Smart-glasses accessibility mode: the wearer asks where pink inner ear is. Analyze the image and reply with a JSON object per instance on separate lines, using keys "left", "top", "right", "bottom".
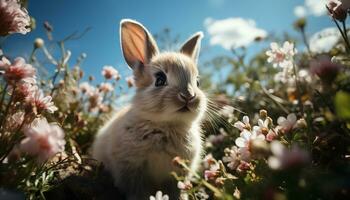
{"left": 122, "top": 24, "right": 148, "bottom": 66}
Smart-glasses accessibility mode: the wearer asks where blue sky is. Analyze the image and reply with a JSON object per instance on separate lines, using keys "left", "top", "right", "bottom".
{"left": 3, "top": 0, "right": 333, "bottom": 83}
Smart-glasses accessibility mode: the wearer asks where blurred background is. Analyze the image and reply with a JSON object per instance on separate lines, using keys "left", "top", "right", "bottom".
{"left": 3, "top": 0, "right": 332, "bottom": 83}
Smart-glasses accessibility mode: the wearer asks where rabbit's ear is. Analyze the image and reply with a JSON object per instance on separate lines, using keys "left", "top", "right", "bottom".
{"left": 120, "top": 19, "right": 159, "bottom": 69}
{"left": 180, "top": 32, "right": 203, "bottom": 64}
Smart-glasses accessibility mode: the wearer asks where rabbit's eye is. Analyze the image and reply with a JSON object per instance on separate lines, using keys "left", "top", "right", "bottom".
{"left": 155, "top": 71, "right": 167, "bottom": 87}
{"left": 197, "top": 78, "right": 200, "bottom": 87}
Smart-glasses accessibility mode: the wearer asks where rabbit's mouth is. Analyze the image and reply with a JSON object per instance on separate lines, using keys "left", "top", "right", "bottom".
{"left": 178, "top": 105, "right": 191, "bottom": 112}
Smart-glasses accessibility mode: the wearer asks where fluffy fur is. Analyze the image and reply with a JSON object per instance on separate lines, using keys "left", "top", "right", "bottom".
{"left": 92, "top": 19, "right": 207, "bottom": 200}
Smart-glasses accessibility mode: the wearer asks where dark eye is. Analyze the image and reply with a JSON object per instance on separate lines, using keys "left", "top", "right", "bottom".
{"left": 197, "top": 78, "right": 200, "bottom": 87}
{"left": 155, "top": 71, "right": 167, "bottom": 87}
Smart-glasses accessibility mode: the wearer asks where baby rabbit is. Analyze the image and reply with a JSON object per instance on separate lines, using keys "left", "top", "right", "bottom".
{"left": 92, "top": 19, "right": 207, "bottom": 200}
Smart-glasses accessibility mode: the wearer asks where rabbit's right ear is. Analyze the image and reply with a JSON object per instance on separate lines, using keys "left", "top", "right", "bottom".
{"left": 120, "top": 19, "right": 159, "bottom": 70}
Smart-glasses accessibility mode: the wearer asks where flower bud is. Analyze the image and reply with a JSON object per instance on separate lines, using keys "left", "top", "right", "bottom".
{"left": 296, "top": 118, "right": 307, "bottom": 129}
{"left": 34, "top": 38, "right": 44, "bottom": 49}
{"left": 259, "top": 109, "right": 268, "bottom": 118}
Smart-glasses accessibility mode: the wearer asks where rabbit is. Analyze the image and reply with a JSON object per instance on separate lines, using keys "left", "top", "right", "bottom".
{"left": 92, "top": 19, "right": 207, "bottom": 200}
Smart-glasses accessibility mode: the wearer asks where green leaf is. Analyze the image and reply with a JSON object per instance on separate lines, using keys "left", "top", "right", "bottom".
{"left": 335, "top": 91, "right": 350, "bottom": 120}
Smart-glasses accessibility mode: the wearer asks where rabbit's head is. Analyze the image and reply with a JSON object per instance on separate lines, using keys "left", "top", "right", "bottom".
{"left": 120, "top": 19, "right": 207, "bottom": 124}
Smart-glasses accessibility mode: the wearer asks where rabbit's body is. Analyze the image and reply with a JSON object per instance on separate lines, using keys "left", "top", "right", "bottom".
{"left": 92, "top": 19, "right": 206, "bottom": 200}
{"left": 93, "top": 105, "right": 203, "bottom": 199}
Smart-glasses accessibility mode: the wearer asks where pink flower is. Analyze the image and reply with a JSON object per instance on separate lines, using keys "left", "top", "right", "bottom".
{"left": 0, "top": 0, "right": 31, "bottom": 36}
{"left": 149, "top": 191, "right": 169, "bottom": 200}
{"left": 25, "top": 89, "right": 58, "bottom": 114}
{"left": 19, "top": 118, "right": 65, "bottom": 163}
{"left": 0, "top": 57, "right": 36, "bottom": 83}
{"left": 13, "top": 78, "right": 37, "bottom": 101}
{"left": 277, "top": 113, "right": 297, "bottom": 133}
{"left": 327, "top": 0, "right": 349, "bottom": 21}
{"left": 101, "top": 66, "right": 119, "bottom": 80}
{"left": 310, "top": 55, "right": 341, "bottom": 84}
{"left": 99, "top": 82, "right": 113, "bottom": 93}
{"left": 234, "top": 116, "right": 251, "bottom": 131}
{"left": 255, "top": 118, "right": 270, "bottom": 135}
{"left": 268, "top": 141, "right": 309, "bottom": 170}
{"left": 266, "top": 41, "right": 297, "bottom": 68}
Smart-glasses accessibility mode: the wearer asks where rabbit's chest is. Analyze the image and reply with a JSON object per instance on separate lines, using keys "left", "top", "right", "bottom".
{"left": 129, "top": 122, "right": 195, "bottom": 175}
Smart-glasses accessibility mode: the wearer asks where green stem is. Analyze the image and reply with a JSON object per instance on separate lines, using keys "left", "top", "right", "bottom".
{"left": 293, "top": 63, "right": 304, "bottom": 116}
{"left": 0, "top": 83, "right": 8, "bottom": 111}
{"left": 300, "top": 27, "right": 312, "bottom": 56}
{"left": 0, "top": 85, "right": 16, "bottom": 130}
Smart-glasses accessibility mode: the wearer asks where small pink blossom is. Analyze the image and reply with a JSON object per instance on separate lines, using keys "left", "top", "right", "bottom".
{"left": 0, "top": 0, "right": 31, "bottom": 36}
{"left": 149, "top": 191, "right": 169, "bottom": 200}
{"left": 266, "top": 41, "right": 297, "bottom": 68}
{"left": 266, "top": 129, "right": 279, "bottom": 142}
{"left": 99, "top": 82, "right": 113, "bottom": 93}
{"left": 19, "top": 118, "right": 65, "bottom": 163}
{"left": 26, "top": 89, "right": 58, "bottom": 114}
{"left": 0, "top": 57, "right": 36, "bottom": 83}
{"left": 277, "top": 113, "right": 297, "bottom": 133}
{"left": 101, "top": 65, "right": 119, "bottom": 80}
{"left": 234, "top": 115, "right": 251, "bottom": 131}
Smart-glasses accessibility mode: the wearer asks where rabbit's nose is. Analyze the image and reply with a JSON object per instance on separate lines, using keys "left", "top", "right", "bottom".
{"left": 178, "top": 92, "right": 196, "bottom": 103}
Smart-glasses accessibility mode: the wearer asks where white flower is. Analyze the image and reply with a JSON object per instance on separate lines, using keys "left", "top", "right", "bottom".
{"left": 149, "top": 191, "right": 169, "bottom": 200}
{"left": 79, "top": 82, "right": 94, "bottom": 94}
{"left": 235, "top": 129, "right": 265, "bottom": 161}
{"left": 222, "top": 146, "right": 240, "bottom": 170}
{"left": 277, "top": 113, "right": 297, "bottom": 133}
{"left": 99, "top": 82, "right": 113, "bottom": 93}
{"left": 195, "top": 188, "right": 209, "bottom": 200}
{"left": 266, "top": 41, "right": 297, "bottom": 68}
{"left": 177, "top": 180, "right": 192, "bottom": 190}
{"left": 256, "top": 118, "right": 270, "bottom": 135}
{"left": 101, "top": 65, "right": 119, "bottom": 80}
{"left": 19, "top": 118, "right": 65, "bottom": 163}
{"left": 26, "top": 89, "right": 58, "bottom": 114}
{"left": 233, "top": 115, "right": 251, "bottom": 131}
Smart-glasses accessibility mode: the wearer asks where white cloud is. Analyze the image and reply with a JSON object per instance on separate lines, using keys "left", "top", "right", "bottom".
{"left": 294, "top": 0, "right": 327, "bottom": 18}
{"left": 294, "top": 6, "right": 307, "bottom": 18}
{"left": 204, "top": 17, "right": 267, "bottom": 50}
{"left": 309, "top": 27, "right": 341, "bottom": 53}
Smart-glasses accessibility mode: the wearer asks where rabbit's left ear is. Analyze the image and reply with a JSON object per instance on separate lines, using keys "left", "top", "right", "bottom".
{"left": 180, "top": 32, "right": 203, "bottom": 64}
